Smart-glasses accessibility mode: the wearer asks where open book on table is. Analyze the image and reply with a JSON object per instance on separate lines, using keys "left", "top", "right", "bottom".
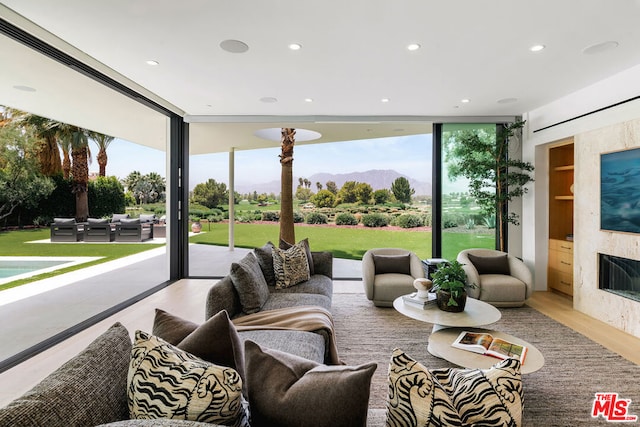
{"left": 451, "top": 331, "right": 528, "bottom": 363}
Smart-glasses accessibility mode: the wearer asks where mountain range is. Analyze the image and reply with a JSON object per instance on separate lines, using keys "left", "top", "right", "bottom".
{"left": 235, "top": 169, "right": 431, "bottom": 196}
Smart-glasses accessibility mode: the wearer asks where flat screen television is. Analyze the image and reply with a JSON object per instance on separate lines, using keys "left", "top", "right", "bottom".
{"left": 601, "top": 147, "right": 640, "bottom": 234}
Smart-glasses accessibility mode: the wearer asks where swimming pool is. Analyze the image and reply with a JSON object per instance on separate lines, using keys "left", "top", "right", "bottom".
{"left": 0, "top": 257, "right": 99, "bottom": 285}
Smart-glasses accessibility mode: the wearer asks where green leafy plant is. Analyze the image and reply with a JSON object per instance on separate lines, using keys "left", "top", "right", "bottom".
{"left": 361, "top": 212, "right": 389, "bottom": 227}
{"left": 431, "top": 260, "right": 474, "bottom": 306}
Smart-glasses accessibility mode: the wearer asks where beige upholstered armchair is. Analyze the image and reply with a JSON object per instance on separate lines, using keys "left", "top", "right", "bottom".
{"left": 362, "top": 248, "right": 425, "bottom": 307}
{"left": 457, "top": 248, "right": 533, "bottom": 307}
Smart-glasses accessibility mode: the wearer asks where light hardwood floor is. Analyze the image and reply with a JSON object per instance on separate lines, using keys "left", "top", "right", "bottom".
{"left": 0, "top": 282, "right": 638, "bottom": 407}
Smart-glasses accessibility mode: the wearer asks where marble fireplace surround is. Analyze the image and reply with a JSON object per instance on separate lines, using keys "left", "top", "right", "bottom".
{"left": 574, "top": 117, "right": 640, "bottom": 338}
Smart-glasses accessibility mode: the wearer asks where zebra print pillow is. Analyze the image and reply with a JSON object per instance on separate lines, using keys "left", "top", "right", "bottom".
{"left": 127, "top": 330, "right": 248, "bottom": 427}
{"left": 272, "top": 241, "right": 310, "bottom": 289}
{"left": 386, "top": 348, "right": 523, "bottom": 427}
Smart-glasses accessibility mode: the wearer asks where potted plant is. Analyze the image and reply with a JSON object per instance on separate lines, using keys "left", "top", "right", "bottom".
{"left": 431, "top": 260, "right": 474, "bottom": 312}
{"left": 191, "top": 217, "right": 202, "bottom": 233}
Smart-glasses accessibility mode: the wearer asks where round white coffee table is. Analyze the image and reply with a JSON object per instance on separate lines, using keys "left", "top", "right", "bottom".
{"left": 428, "top": 327, "right": 545, "bottom": 374}
{"left": 392, "top": 296, "right": 502, "bottom": 330}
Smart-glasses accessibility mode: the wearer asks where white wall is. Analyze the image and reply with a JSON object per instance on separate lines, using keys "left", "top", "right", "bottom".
{"left": 520, "top": 64, "right": 640, "bottom": 338}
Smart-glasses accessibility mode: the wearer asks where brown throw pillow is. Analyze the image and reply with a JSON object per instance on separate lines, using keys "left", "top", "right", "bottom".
{"left": 254, "top": 241, "right": 276, "bottom": 286}
{"left": 245, "top": 341, "right": 377, "bottom": 427}
{"left": 467, "top": 253, "right": 510, "bottom": 275}
{"left": 152, "top": 309, "right": 245, "bottom": 384}
{"left": 279, "top": 237, "right": 315, "bottom": 275}
{"left": 373, "top": 253, "right": 411, "bottom": 275}
{"left": 230, "top": 252, "right": 270, "bottom": 314}
{"left": 272, "top": 242, "right": 311, "bottom": 289}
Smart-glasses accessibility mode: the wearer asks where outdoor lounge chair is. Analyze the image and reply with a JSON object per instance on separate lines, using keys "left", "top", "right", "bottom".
{"left": 114, "top": 218, "right": 154, "bottom": 242}
{"left": 50, "top": 218, "right": 84, "bottom": 242}
{"left": 84, "top": 218, "right": 115, "bottom": 242}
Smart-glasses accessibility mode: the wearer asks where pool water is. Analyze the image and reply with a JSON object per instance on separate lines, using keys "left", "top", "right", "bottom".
{"left": 0, "top": 260, "right": 71, "bottom": 278}
{"left": 0, "top": 257, "right": 99, "bottom": 286}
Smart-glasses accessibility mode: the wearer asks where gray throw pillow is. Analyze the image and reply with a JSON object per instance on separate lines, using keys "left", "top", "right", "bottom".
{"left": 119, "top": 218, "right": 140, "bottom": 225}
{"left": 245, "top": 341, "right": 377, "bottom": 427}
{"left": 0, "top": 323, "right": 131, "bottom": 427}
{"left": 88, "top": 218, "right": 109, "bottom": 224}
{"left": 467, "top": 253, "right": 510, "bottom": 275}
{"left": 373, "top": 253, "right": 411, "bottom": 275}
{"left": 53, "top": 217, "right": 75, "bottom": 225}
{"left": 254, "top": 241, "right": 276, "bottom": 286}
{"left": 230, "top": 252, "right": 270, "bottom": 314}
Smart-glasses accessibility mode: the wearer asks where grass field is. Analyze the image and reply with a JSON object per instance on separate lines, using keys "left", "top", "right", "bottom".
{"left": 0, "top": 222, "right": 494, "bottom": 290}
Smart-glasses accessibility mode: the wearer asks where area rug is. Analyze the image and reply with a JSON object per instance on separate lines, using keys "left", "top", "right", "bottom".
{"left": 331, "top": 293, "right": 640, "bottom": 426}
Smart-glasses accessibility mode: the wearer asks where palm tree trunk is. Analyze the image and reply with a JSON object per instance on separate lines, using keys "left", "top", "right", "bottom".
{"left": 279, "top": 128, "right": 296, "bottom": 244}
{"left": 62, "top": 148, "right": 71, "bottom": 179}
{"left": 71, "top": 145, "right": 90, "bottom": 221}
{"left": 97, "top": 148, "right": 107, "bottom": 176}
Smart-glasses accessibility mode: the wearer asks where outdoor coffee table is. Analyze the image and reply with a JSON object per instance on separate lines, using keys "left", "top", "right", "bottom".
{"left": 393, "top": 296, "right": 544, "bottom": 373}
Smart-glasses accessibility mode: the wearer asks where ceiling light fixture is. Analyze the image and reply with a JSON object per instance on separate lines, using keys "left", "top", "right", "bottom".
{"left": 145, "top": 60, "right": 159, "bottom": 66}
{"left": 381, "top": 98, "right": 390, "bottom": 103}
{"left": 304, "top": 98, "right": 313, "bottom": 103}
{"left": 529, "top": 44, "right": 545, "bottom": 52}
{"left": 288, "top": 43, "right": 302, "bottom": 50}
{"left": 497, "top": 97, "right": 518, "bottom": 104}
{"left": 220, "top": 39, "right": 249, "bottom": 53}
{"left": 407, "top": 43, "right": 421, "bottom": 51}
{"left": 259, "top": 97, "right": 278, "bottom": 103}
{"left": 582, "top": 40, "right": 619, "bottom": 55}
{"left": 461, "top": 99, "right": 470, "bottom": 103}
{"left": 13, "top": 85, "right": 36, "bottom": 92}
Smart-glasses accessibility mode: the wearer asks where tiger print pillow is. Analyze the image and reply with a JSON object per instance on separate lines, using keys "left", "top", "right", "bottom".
{"left": 272, "top": 241, "right": 310, "bottom": 289}
{"left": 386, "top": 348, "right": 523, "bottom": 427}
{"left": 127, "top": 330, "right": 249, "bottom": 427}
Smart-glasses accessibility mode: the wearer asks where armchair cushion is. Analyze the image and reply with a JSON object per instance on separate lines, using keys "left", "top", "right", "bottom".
{"left": 467, "top": 253, "right": 510, "bottom": 275}
{"left": 245, "top": 341, "right": 376, "bottom": 427}
{"left": 386, "top": 348, "right": 522, "bottom": 427}
{"left": 230, "top": 252, "right": 270, "bottom": 314}
{"left": 373, "top": 254, "right": 411, "bottom": 275}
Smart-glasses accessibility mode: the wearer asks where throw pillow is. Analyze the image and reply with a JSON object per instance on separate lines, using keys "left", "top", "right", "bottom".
{"left": 253, "top": 241, "right": 277, "bottom": 286}
{"left": 127, "top": 330, "right": 248, "bottom": 427}
{"left": 386, "top": 348, "right": 523, "bottom": 427}
{"left": 279, "top": 237, "right": 315, "bottom": 275}
{"left": 87, "top": 217, "right": 109, "bottom": 224}
{"left": 467, "top": 253, "right": 511, "bottom": 275}
{"left": 119, "top": 218, "right": 140, "bottom": 225}
{"left": 244, "top": 340, "right": 377, "bottom": 427}
{"left": 53, "top": 217, "right": 75, "bottom": 225}
{"left": 229, "top": 252, "right": 270, "bottom": 314}
{"left": 152, "top": 309, "right": 245, "bottom": 385}
{"left": 373, "top": 253, "right": 411, "bottom": 275}
{"left": 272, "top": 241, "right": 311, "bottom": 289}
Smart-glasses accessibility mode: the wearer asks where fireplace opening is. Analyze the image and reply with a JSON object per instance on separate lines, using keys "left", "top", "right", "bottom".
{"left": 599, "top": 253, "right": 640, "bottom": 303}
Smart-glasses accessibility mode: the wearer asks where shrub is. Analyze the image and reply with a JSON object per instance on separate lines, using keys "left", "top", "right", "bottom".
{"left": 335, "top": 212, "right": 359, "bottom": 225}
{"left": 305, "top": 212, "right": 328, "bottom": 224}
{"left": 394, "top": 213, "right": 423, "bottom": 228}
{"left": 443, "top": 219, "right": 458, "bottom": 229}
{"left": 293, "top": 211, "right": 305, "bottom": 223}
{"left": 261, "top": 211, "right": 280, "bottom": 222}
{"left": 362, "top": 213, "right": 389, "bottom": 227}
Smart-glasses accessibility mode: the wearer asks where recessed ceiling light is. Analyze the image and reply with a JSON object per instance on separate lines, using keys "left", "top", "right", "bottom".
{"left": 497, "top": 97, "right": 518, "bottom": 104}
{"left": 407, "top": 43, "right": 421, "bottom": 51}
{"left": 145, "top": 60, "right": 159, "bottom": 66}
{"left": 529, "top": 44, "right": 545, "bottom": 52}
{"left": 220, "top": 39, "right": 249, "bottom": 53}
{"left": 260, "top": 97, "right": 278, "bottom": 103}
{"left": 582, "top": 40, "right": 619, "bottom": 55}
{"left": 13, "top": 85, "right": 36, "bottom": 92}
{"left": 289, "top": 43, "right": 302, "bottom": 51}
{"left": 461, "top": 99, "right": 470, "bottom": 103}
{"left": 381, "top": 98, "right": 390, "bottom": 103}
{"left": 304, "top": 98, "right": 313, "bottom": 103}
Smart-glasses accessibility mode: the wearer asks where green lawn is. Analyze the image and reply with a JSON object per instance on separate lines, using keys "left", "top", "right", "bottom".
{"left": 0, "top": 223, "right": 494, "bottom": 291}
{"left": 0, "top": 229, "right": 163, "bottom": 291}
{"left": 190, "top": 223, "right": 494, "bottom": 261}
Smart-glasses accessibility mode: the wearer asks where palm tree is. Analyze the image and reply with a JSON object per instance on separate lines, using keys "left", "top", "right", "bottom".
{"left": 90, "top": 132, "right": 114, "bottom": 176}
{"left": 57, "top": 124, "right": 91, "bottom": 221}
{"left": 58, "top": 137, "right": 72, "bottom": 179}
{"left": 11, "top": 110, "right": 63, "bottom": 176}
{"left": 279, "top": 128, "right": 296, "bottom": 244}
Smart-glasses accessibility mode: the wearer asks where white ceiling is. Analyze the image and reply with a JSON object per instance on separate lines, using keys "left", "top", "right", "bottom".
{"left": 2, "top": 0, "right": 640, "bottom": 154}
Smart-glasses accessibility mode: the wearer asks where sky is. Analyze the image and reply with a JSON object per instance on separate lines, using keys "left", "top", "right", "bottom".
{"left": 101, "top": 133, "right": 444, "bottom": 191}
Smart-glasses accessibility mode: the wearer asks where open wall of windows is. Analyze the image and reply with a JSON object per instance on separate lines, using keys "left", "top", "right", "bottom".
{"left": 439, "top": 124, "right": 497, "bottom": 260}
{"left": 187, "top": 133, "right": 433, "bottom": 278}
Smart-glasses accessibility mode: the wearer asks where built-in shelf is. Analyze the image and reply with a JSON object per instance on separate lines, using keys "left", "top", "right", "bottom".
{"left": 554, "top": 165, "right": 574, "bottom": 172}
{"left": 555, "top": 195, "right": 574, "bottom": 200}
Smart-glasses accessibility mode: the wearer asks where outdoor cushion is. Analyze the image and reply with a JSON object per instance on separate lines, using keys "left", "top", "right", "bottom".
{"left": 110, "top": 214, "right": 130, "bottom": 222}
{"left": 119, "top": 218, "right": 140, "bottom": 225}
{"left": 127, "top": 331, "right": 248, "bottom": 427}
{"left": 138, "top": 214, "right": 156, "bottom": 223}
{"left": 88, "top": 218, "right": 109, "bottom": 224}
{"left": 230, "top": 252, "right": 270, "bottom": 314}
{"left": 244, "top": 340, "right": 376, "bottom": 427}
{"left": 53, "top": 217, "right": 76, "bottom": 225}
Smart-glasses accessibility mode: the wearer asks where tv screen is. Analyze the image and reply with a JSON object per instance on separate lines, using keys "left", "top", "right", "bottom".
{"left": 601, "top": 147, "right": 640, "bottom": 233}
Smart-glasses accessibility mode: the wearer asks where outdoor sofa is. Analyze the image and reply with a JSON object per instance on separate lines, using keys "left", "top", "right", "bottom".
{"left": 49, "top": 218, "right": 84, "bottom": 242}
{"left": 84, "top": 218, "right": 115, "bottom": 242}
